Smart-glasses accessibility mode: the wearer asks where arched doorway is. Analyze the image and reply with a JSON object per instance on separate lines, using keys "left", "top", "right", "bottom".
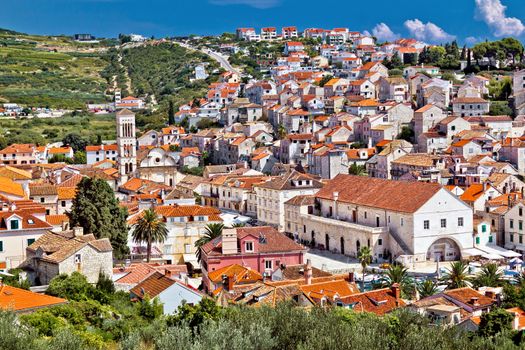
{"left": 325, "top": 234, "right": 330, "bottom": 251}
{"left": 427, "top": 238, "right": 461, "bottom": 262}
{"left": 340, "top": 237, "right": 345, "bottom": 255}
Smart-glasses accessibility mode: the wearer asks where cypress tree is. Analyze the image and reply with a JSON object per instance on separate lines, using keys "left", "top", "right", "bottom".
{"left": 68, "top": 177, "right": 129, "bottom": 259}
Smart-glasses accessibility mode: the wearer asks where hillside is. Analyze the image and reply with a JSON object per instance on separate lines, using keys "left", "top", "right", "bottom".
{"left": 0, "top": 31, "right": 112, "bottom": 109}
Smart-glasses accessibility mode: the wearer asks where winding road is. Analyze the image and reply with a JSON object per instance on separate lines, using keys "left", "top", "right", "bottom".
{"left": 176, "top": 41, "right": 242, "bottom": 76}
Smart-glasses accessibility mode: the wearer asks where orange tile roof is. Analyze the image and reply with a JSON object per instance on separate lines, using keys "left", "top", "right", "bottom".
{"left": 0, "top": 144, "right": 35, "bottom": 155}
{"left": 0, "top": 166, "right": 31, "bottom": 180}
{"left": 0, "top": 285, "right": 67, "bottom": 312}
{"left": 460, "top": 184, "right": 489, "bottom": 203}
{"left": 208, "top": 264, "right": 263, "bottom": 284}
{"left": 300, "top": 279, "right": 359, "bottom": 299}
{"left": 57, "top": 187, "right": 76, "bottom": 200}
{"left": 45, "top": 214, "right": 69, "bottom": 226}
{"left": 48, "top": 147, "right": 72, "bottom": 155}
{"left": 0, "top": 177, "right": 25, "bottom": 198}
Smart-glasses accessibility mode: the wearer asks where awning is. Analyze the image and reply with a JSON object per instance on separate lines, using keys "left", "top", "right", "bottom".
{"left": 183, "top": 254, "right": 200, "bottom": 269}
{"left": 479, "top": 245, "right": 521, "bottom": 258}
{"left": 462, "top": 248, "right": 503, "bottom": 260}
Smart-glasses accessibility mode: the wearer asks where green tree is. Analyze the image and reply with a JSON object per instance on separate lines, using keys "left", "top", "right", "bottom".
{"left": 68, "top": 177, "right": 129, "bottom": 258}
{"left": 168, "top": 298, "right": 222, "bottom": 330}
{"left": 472, "top": 262, "right": 505, "bottom": 288}
{"left": 478, "top": 308, "right": 514, "bottom": 338}
{"left": 2, "top": 268, "right": 30, "bottom": 289}
{"left": 73, "top": 151, "right": 87, "bottom": 164}
{"left": 131, "top": 209, "right": 169, "bottom": 263}
{"left": 62, "top": 133, "right": 88, "bottom": 153}
{"left": 348, "top": 164, "right": 367, "bottom": 176}
{"left": 168, "top": 100, "right": 175, "bottom": 125}
{"left": 195, "top": 223, "right": 224, "bottom": 263}
{"left": 357, "top": 246, "right": 372, "bottom": 290}
{"left": 47, "top": 272, "right": 93, "bottom": 301}
{"left": 442, "top": 260, "right": 471, "bottom": 289}
{"left": 417, "top": 279, "right": 439, "bottom": 298}
{"left": 397, "top": 126, "right": 414, "bottom": 142}
{"left": 380, "top": 263, "right": 411, "bottom": 290}
{"left": 318, "top": 75, "right": 334, "bottom": 87}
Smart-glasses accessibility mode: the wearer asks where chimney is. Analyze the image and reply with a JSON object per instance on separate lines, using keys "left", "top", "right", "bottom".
{"left": 470, "top": 297, "right": 480, "bottom": 307}
{"left": 228, "top": 274, "right": 236, "bottom": 290}
{"left": 164, "top": 269, "right": 172, "bottom": 278}
{"left": 513, "top": 312, "right": 520, "bottom": 330}
{"left": 305, "top": 259, "right": 312, "bottom": 285}
{"left": 221, "top": 229, "right": 238, "bottom": 255}
{"left": 348, "top": 271, "right": 355, "bottom": 283}
{"left": 73, "top": 226, "right": 84, "bottom": 237}
{"left": 391, "top": 283, "right": 401, "bottom": 305}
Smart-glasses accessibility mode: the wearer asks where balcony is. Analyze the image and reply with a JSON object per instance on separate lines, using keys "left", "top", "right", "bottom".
{"left": 302, "top": 213, "right": 388, "bottom": 235}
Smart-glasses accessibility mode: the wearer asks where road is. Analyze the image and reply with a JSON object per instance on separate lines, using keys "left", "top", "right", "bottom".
{"left": 176, "top": 41, "right": 242, "bottom": 76}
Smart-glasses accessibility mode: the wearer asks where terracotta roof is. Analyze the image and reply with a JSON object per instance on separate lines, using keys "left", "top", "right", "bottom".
{"left": 452, "top": 97, "right": 488, "bottom": 104}
{"left": 202, "top": 227, "right": 305, "bottom": 257}
{"left": 0, "top": 177, "right": 25, "bottom": 198}
{"left": 0, "top": 166, "right": 31, "bottom": 180}
{"left": 0, "top": 285, "right": 67, "bottom": 312}
{"left": 0, "top": 144, "right": 35, "bottom": 155}
{"left": 27, "top": 230, "right": 112, "bottom": 263}
{"left": 300, "top": 279, "right": 360, "bottom": 299}
{"left": 460, "top": 184, "right": 490, "bottom": 203}
{"left": 444, "top": 287, "right": 494, "bottom": 309}
{"left": 284, "top": 194, "right": 315, "bottom": 206}
{"left": 315, "top": 174, "right": 441, "bottom": 213}
{"left": 57, "top": 187, "right": 76, "bottom": 200}
{"left": 130, "top": 271, "right": 175, "bottom": 299}
{"left": 45, "top": 214, "right": 69, "bottom": 226}
{"left": 337, "top": 287, "right": 405, "bottom": 315}
{"left": 29, "top": 184, "right": 57, "bottom": 196}
{"left": 255, "top": 170, "right": 323, "bottom": 191}
{"left": 0, "top": 210, "right": 51, "bottom": 231}
{"left": 208, "top": 264, "right": 263, "bottom": 284}
{"left": 415, "top": 104, "right": 438, "bottom": 113}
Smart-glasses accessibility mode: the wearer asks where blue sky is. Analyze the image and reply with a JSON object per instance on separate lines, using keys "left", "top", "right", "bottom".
{"left": 1, "top": 0, "right": 525, "bottom": 44}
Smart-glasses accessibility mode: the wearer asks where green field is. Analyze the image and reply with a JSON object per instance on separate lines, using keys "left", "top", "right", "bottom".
{"left": 0, "top": 113, "right": 116, "bottom": 146}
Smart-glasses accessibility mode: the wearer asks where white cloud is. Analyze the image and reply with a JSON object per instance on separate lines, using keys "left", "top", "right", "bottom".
{"left": 465, "top": 36, "right": 480, "bottom": 45}
{"left": 475, "top": 0, "right": 525, "bottom": 37}
{"left": 371, "top": 23, "right": 400, "bottom": 42}
{"left": 404, "top": 19, "right": 456, "bottom": 43}
{"left": 209, "top": 0, "right": 280, "bottom": 9}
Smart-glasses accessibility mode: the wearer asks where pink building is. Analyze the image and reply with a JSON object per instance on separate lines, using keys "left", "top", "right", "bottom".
{"left": 200, "top": 226, "right": 306, "bottom": 292}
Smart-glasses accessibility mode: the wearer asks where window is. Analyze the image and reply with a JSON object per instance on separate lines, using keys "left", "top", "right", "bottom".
{"left": 401, "top": 218, "right": 404, "bottom": 226}
{"left": 364, "top": 212, "right": 367, "bottom": 219}
{"left": 265, "top": 260, "right": 273, "bottom": 270}
{"left": 61, "top": 201, "right": 66, "bottom": 207}
{"left": 511, "top": 219, "right": 515, "bottom": 229}
{"left": 458, "top": 217, "right": 464, "bottom": 227}
{"left": 74, "top": 254, "right": 81, "bottom": 263}
{"left": 424, "top": 220, "right": 430, "bottom": 229}
{"left": 520, "top": 220, "right": 523, "bottom": 231}
{"left": 481, "top": 225, "right": 487, "bottom": 233}
{"left": 488, "top": 235, "right": 493, "bottom": 243}
{"left": 10, "top": 220, "right": 19, "bottom": 230}
{"left": 511, "top": 233, "right": 514, "bottom": 242}
{"left": 441, "top": 219, "right": 447, "bottom": 228}
{"left": 520, "top": 235, "right": 523, "bottom": 244}
{"left": 521, "top": 207, "right": 523, "bottom": 216}
{"left": 0, "top": 241, "right": 3, "bottom": 252}
{"left": 184, "top": 244, "right": 192, "bottom": 253}
{"left": 475, "top": 237, "right": 480, "bottom": 244}
{"left": 27, "top": 238, "right": 35, "bottom": 246}
{"left": 40, "top": 197, "right": 45, "bottom": 203}
{"left": 378, "top": 238, "right": 382, "bottom": 246}
{"left": 245, "top": 242, "right": 254, "bottom": 252}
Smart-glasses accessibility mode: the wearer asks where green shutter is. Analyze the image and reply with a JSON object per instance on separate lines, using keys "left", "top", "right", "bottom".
{"left": 475, "top": 237, "right": 480, "bottom": 244}
{"left": 488, "top": 236, "right": 493, "bottom": 243}
{"left": 0, "top": 241, "right": 3, "bottom": 252}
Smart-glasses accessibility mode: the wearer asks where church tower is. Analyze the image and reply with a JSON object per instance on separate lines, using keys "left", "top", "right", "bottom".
{"left": 116, "top": 108, "right": 136, "bottom": 183}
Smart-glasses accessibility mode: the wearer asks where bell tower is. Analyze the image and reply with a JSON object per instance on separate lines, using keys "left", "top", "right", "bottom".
{"left": 116, "top": 108, "right": 136, "bottom": 183}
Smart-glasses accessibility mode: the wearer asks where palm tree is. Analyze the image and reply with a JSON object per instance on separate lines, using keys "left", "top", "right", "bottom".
{"left": 417, "top": 279, "right": 439, "bottom": 298}
{"left": 442, "top": 261, "right": 471, "bottom": 289}
{"left": 349, "top": 164, "right": 367, "bottom": 176}
{"left": 380, "top": 263, "right": 411, "bottom": 288}
{"left": 195, "top": 223, "right": 225, "bottom": 263}
{"left": 472, "top": 262, "right": 505, "bottom": 288}
{"left": 357, "top": 246, "right": 372, "bottom": 290}
{"left": 131, "top": 209, "right": 168, "bottom": 263}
